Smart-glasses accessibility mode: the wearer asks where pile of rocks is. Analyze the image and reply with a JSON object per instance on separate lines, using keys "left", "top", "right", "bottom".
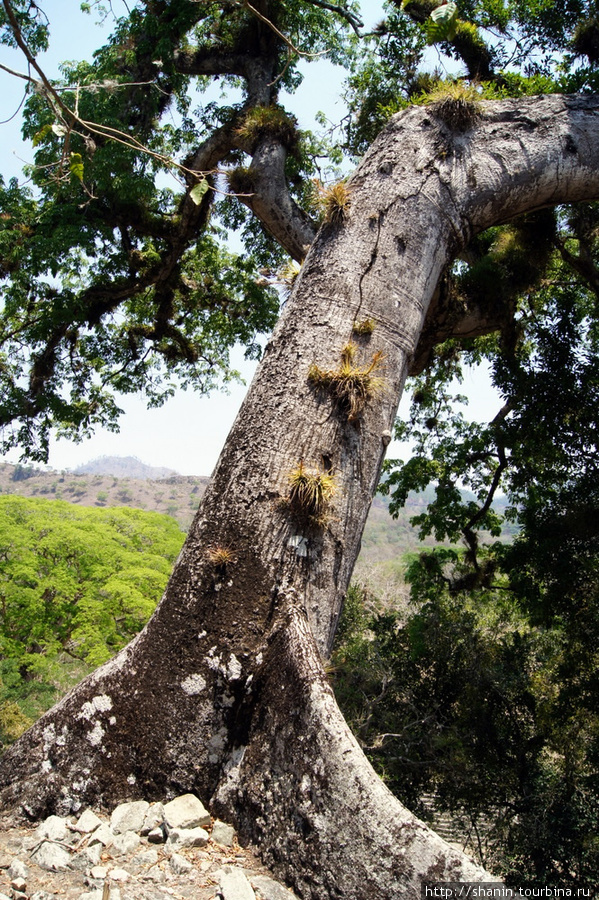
{"left": 0, "top": 794, "right": 297, "bottom": 900}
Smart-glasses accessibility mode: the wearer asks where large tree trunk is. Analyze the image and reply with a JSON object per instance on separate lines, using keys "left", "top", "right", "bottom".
{"left": 2, "top": 95, "right": 599, "bottom": 898}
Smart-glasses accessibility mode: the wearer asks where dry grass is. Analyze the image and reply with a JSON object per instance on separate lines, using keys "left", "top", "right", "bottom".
{"left": 308, "top": 343, "right": 387, "bottom": 421}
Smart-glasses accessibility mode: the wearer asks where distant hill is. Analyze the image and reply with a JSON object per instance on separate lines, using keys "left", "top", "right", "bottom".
{"left": 74, "top": 456, "right": 178, "bottom": 480}
{"left": 0, "top": 462, "right": 209, "bottom": 532}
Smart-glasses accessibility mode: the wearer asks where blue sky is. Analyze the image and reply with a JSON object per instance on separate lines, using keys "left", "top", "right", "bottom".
{"left": 0, "top": 1, "right": 498, "bottom": 475}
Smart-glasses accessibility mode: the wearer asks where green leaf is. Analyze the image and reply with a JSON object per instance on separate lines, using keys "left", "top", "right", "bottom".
{"left": 189, "top": 179, "right": 209, "bottom": 205}
{"left": 32, "top": 124, "right": 52, "bottom": 147}
{"left": 69, "top": 153, "right": 84, "bottom": 182}
{"left": 426, "top": 2, "right": 459, "bottom": 45}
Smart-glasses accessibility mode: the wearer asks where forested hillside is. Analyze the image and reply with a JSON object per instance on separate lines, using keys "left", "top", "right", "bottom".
{"left": 0, "top": 497, "right": 184, "bottom": 742}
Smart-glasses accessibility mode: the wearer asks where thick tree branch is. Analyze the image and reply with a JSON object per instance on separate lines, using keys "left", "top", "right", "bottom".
{"left": 173, "top": 49, "right": 250, "bottom": 78}
{"left": 232, "top": 137, "right": 318, "bottom": 260}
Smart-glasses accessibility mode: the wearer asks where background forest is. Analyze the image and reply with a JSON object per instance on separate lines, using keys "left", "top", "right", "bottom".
{"left": 1, "top": 0, "right": 599, "bottom": 892}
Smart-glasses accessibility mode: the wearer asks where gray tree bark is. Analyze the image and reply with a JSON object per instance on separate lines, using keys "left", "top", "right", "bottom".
{"left": 2, "top": 94, "right": 599, "bottom": 899}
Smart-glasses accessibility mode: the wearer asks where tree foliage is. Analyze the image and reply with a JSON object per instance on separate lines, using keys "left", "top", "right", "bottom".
{"left": 333, "top": 580, "right": 599, "bottom": 888}
{"left": 0, "top": 0, "right": 361, "bottom": 459}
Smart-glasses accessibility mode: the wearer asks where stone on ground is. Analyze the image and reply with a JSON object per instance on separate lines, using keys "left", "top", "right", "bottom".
{"left": 163, "top": 793, "right": 211, "bottom": 830}
{"left": 218, "top": 866, "right": 256, "bottom": 900}
{"left": 110, "top": 800, "right": 149, "bottom": 835}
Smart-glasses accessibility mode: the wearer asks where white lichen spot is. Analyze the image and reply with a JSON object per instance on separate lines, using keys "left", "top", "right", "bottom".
{"left": 255, "top": 652, "right": 263, "bottom": 666}
{"left": 87, "top": 721, "right": 105, "bottom": 747}
{"left": 42, "top": 724, "right": 56, "bottom": 745}
{"left": 41, "top": 760, "right": 52, "bottom": 774}
{"left": 127, "top": 774, "right": 137, "bottom": 785}
{"left": 56, "top": 726, "right": 68, "bottom": 747}
{"left": 181, "top": 673, "right": 207, "bottom": 695}
{"left": 109, "top": 716, "right": 116, "bottom": 725}
{"left": 212, "top": 745, "right": 247, "bottom": 807}
{"left": 288, "top": 534, "right": 308, "bottom": 558}
{"left": 300, "top": 773, "right": 312, "bottom": 796}
{"left": 207, "top": 727, "right": 228, "bottom": 761}
{"left": 197, "top": 630, "right": 207, "bottom": 640}
{"left": 72, "top": 778, "right": 91, "bottom": 793}
{"left": 77, "top": 694, "right": 113, "bottom": 721}
{"left": 205, "top": 652, "right": 222, "bottom": 672}
{"left": 227, "top": 654, "right": 243, "bottom": 682}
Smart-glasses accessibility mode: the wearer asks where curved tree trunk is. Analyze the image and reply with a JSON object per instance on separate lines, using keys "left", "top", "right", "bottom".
{"left": 2, "top": 95, "right": 599, "bottom": 898}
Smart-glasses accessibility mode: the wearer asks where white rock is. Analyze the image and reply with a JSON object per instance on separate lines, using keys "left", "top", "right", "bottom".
{"left": 35, "top": 815, "right": 68, "bottom": 842}
{"left": 108, "top": 867, "right": 131, "bottom": 882}
{"left": 111, "top": 831, "right": 140, "bottom": 856}
{"left": 217, "top": 865, "right": 256, "bottom": 900}
{"left": 90, "top": 866, "right": 109, "bottom": 880}
{"left": 140, "top": 864, "right": 166, "bottom": 884}
{"left": 133, "top": 848, "right": 159, "bottom": 867}
{"left": 73, "top": 809, "right": 104, "bottom": 834}
{"left": 140, "top": 802, "right": 164, "bottom": 835}
{"left": 7, "top": 859, "right": 28, "bottom": 881}
{"left": 247, "top": 872, "right": 298, "bottom": 900}
{"left": 169, "top": 852, "right": 192, "bottom": 875}
{"left": 10, "top": 877, "right": 26, "bottom": 893}
{"left": 163, "top": 793, "right": 211, "bottom": 830}
{"left": 84, "top": 843, "right": 103, "bottom": 866}
{"left": 110, "top": 800, "right": 149, "bottom": 835}
{"left": 211, "top": 819, "right": 236, "bottom": 847}
{"left": 166, "top": 826, "right": 209, "bottom": 849}
{"left": 69, "top": 842, "right": 103, "bottom": 872}
{"left": 0, "top": 894, "right": 12, "bottom": 900}
{"left": 80, "top": 890, "right": 121, "bottom": 900}
{"left": 88, "top": 823, "right": 114, "bottom": 847}
{"left": 30, "top": 841, "right": 71, "bottom": 871}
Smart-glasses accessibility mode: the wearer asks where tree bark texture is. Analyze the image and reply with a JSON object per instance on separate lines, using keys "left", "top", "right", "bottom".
{"left": 2, "top": 95, "right": 599, "bottom": 898}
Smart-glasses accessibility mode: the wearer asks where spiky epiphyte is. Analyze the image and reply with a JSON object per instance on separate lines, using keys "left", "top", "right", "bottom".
{"left": 206, "top": 545, "right": 237, "bottom": 569}
{"left": 315, "top": 181, "right": 351, "bottom": 225}
{"left": 278, "top": 260, "right": 302, "bottom": 298}
{"left": 352, "top": 317, "right": 376, "bottom": 336}
{"left": 227, "top": 166, "right": 256, "bottom": 196}
{"left": 286, "top": 460, "right": 337, "bottom": 526}
{"left": 308, "top": 345, "right": 386, "bottom": 421}
{"left": 235, "top": 105, "right": 299, "bottom": 153}
{"left": 425, "top": 81, "right": 482, "bottom": 130}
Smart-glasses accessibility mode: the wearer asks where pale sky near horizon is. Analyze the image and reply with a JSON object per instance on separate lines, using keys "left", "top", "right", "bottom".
{"left": 0, "top": 0, "right": 500, "bottom": 476}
